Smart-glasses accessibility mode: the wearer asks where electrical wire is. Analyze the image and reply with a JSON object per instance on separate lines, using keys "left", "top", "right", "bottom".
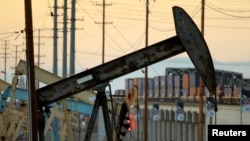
{"left": 205, "top": 2, "right": 250, "bottom": 18}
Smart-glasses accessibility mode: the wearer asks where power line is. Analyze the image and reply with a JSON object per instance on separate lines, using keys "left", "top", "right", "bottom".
{"left": 205, "top": 2, "right": 250, "bottom": 18}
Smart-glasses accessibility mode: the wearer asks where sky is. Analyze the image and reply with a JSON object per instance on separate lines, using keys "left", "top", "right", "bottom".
{"left": 0, "top": 0, "right": 250, "bottom": 92}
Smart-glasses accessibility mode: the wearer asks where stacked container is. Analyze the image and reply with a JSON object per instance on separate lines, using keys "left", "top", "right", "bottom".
{"left": 166, "top": 74, "right": 174, "bottom": 97}
{"left": 125, "top": 78, "right": 134, "bottom": 96}
{"left": 233, "top": 87, "right": 241, "bottom": 97}
{"left": 182, "top": 73, "right": 189, "bottom": 96}
{"left": 223, "top": 87, "right": 233, "bottom": 97}
{"left": 174, "top": 74, "right": 183, "bottom": 97}
{"left": 114, "top": 89, "right": 125, "bottom": 96}
{"left": 153, "top": 76, "right": 161, "bottom": 98}
{"left": 189, "top": 72, "right": 200, "bottom": 96}
{"left": 125, "top": 77, "right": 154, "bottom": 98}
{"left": 147, "top": 78, "right": 154, "bottom": 98}
{"left": 160, "top": 75, "right": 167, "bottom": 97}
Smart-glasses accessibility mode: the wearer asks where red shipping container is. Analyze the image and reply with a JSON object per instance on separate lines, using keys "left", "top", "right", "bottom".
{"left": 182, "top": 73, "right": 189, "bottom": 89}
{"left": 233, "top": 87, "right": 241, "bottom": 97}
{"left": 189, "top": 87, "right": 197, "bottom": 96}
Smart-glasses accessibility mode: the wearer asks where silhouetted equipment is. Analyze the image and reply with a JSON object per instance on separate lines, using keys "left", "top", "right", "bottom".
{"left": 35, "top": 6, "right": 216, "bottom": 141}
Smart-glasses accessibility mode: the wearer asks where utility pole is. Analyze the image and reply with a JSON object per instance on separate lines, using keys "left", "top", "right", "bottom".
{"left": 24, "top": 0, "right": 38, "bottom": 140}
{"left": 10, "top": 44, "right": 23, "bottom": 83}
{"left": 95, "top": 2, "right": 113, "bottom": 140}
{"left": 53, "top": 0, "right": 58, "bottom": 75}
{"left": 199, "top": 0, "right": 205, "bottom": 141}
{"left": 0, "top": 40, "right": 10, "bottom": 81}
{"left": 62, "top": 0, "right": 68, "bottom": 77}
{"left": 12, "top": 44, "right": 22, "bottom": 68}
{"left": 70, "top": 0, "right": 76, "bottom": 75}
{"left": 102, "top": 0, "right": 105, "bottom": 64}
{"left": 95, "top": 0, "right": 112, "bottom": 64}
{"left": 144, "top": 0, "right": 149, "bottom": 141}
{"left": 34, "top": 29, "right": 45, "bottom": 89}
{"left": 34, "top": 29, "right": 45, "bottom": 67}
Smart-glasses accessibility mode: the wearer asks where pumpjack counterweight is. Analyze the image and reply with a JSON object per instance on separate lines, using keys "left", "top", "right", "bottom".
{"left": 36, "top": 6, "right": 216, "bottom": 110}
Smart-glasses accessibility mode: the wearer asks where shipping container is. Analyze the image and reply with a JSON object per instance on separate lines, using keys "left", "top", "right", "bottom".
{"left": 224, "top": 87, "right": 233, "bottom": 97}
{"left": 167, "top": 87, "right": 174, "bottom": 97}
{"left": 125, "top": 78, "right": 134, "bottom": 96}
{"left": 148, "top": 78, "right": 154, "bottom": 89}
{"left": 128, "top": 77, "right": 154, "bottom": 97}
{"left": 182, "top": 73, "right": 189, "bottom": 89}
{"left": 160, "top": 87, "right": 166, "bottom": 97}
{"left": 153, "top": 76, "right": 160, "bottom": 97}
{"left": 196, "top": 87, "right": 201, "bottom": 96}
{"left": 114, "top": 89, "right": 125, "bottom": 96}
{"left": 166, "top": 74, "right": 174, "bottom": 87}
{"left": 174, "top": 87, "right": 181, "bottom": 97}
{"left": 189, "top": 87, "right": 197, "bottom": 96}
{"left": 157, "top": 75, "right": 167, "bottom": 97}
{"left": 182, "top": 88, "right": 189, "bottom": 96}
{"left": 159, "top": 75, "right": 166, "bottom": 87}
{"left": 148, "top": 78, "right": 154, "bottom": 97}
{"left": 233, "top": 87, "right": 241, "bottom": 97}
{"left": 148, "top": 89, "right": 153, "bottom": 97}
{"left": 138, "top": 87, "right": 144, "bottom": 97}
{"left": 133, "top": 77, "right": 144, "bottom": 89}
{"left": 174, "top": 75, "right": 182, "bottom": 88}
{"left": 189, "top": 72, "right": 200, "bottom": 87}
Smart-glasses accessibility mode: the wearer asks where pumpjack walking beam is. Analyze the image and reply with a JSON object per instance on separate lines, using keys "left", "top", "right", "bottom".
{"left": 36, "top": 6, "right": 216, "bottom": 109}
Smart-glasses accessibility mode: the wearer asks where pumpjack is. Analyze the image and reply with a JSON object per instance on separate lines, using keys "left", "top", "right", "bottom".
{"left": 35, "top": 6, "right": 216, "bottom": 141}
{"left": 35, "top": 6, "right": 217, "bottom": 141}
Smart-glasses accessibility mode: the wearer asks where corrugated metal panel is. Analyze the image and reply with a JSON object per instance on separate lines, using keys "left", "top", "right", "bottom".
{"left": 148, "top": 78, "right": 154, "bottom": 97}
{"left": 166, "top": 74, "right": 174, "bottom": 87}
{"left": 182, "top": 73, "right": 189, "bottom": 89}
{"left": 174, "top": 87, "right": 181, "bottom": 97}
{"left": 148, "top": 89, "right": 153, "bottom": 97}
{"left": 133, "top": 77, "right": 144, "bottom": 89}
{"left": 189, "top": 87, "right": 197, "bottom": 96}
{"left": 167, "top": 87, "right": 174, "bottom": 97}
{"left": 114, "top": 89, "right": 125, "bottom": 95}
{"left": 174, "top": 75, "right": 182, "bottom": 88}
{"left": 216, "top": 86, "right": 224, "bottom": 95}
{"left": 154, "top": 76, "right": 160, "bottom": 97}
{"left": 138, "top": 87, "right": 144, "bottom": 97}
{"left": 125, "top": 78, "right": 134, "bottom": 96}
{"left": 182, "top": 88, "right": 189, "bottom": 96}
{"left": 157, "top": 75, "right": 167, "bottom": 97}
{"left": 160, "top": 87, "right": 166, "bottom": 97}
{"left": 148, "top": 78, "right": 154, "bottom": 89}
{"left": 189, "top": 73, "right": 200, "bottom": 87}
{"left": 233, "top": 87, "right": 241, "bottom": 97}
{"left": 160, "top": 75, "right": 167, "bottom": 87}
{"left": 196, "top": 87, "right": 201, "bottom": 96}
{"left": 224, "top": 87, "right": 233, "bottom": 97}
{"left": 133, "top": 77, "right": 154, "bottom": 97}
